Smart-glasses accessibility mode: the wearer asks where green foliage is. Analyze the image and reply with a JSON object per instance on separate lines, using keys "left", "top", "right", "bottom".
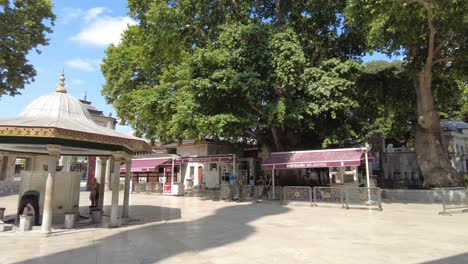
{"left": 345, "top": 0, "right": 468, "bottom": 137}
{"left": 0, "top": 0, "right": 55, "bottom": 97}
{"left": 344, "top": 0, "right": 467, "bottom": 70}
{"left": 101, "top": 0, "right": 467, "bottom": 152}
{"left": 436, "top": 79, "right": 468, "bottom": 121}
{"left": 355, "top": 60, "right": 416, "bottom": 139}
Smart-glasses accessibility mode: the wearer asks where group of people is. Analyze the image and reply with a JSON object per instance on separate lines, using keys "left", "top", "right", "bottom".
{"left": 254, "top": 175, "right": 272, "bottom": 200}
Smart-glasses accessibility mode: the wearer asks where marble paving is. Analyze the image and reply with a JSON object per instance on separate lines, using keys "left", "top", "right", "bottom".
{"left": 0, "top": 191, "right": 467, "bottom": 264}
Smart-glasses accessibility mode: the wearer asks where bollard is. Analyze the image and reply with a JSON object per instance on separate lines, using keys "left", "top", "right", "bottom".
{"left": 0, "top": 207, "right": 5, "bottom": 220}
{"left": 91, "top": 209, "right": 102, "bottom": 224}
{"left": 18, "top": 214, "right": 33, "bottom": 231}
{"left": 64, "top": 213, "right": 76, "bottom": 229}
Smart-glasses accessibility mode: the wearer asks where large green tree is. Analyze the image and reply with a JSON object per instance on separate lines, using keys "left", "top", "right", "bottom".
{"left": 345, "top": 0, "right": 467, "bottom": 187}
{"left": 0, "top": 0, "right": 55, "bottom": 97}
{"left": 102, "top": 0, "right": 368, "bottom": 152}
{"left": 355, "top": 61, "right": 416, "bottom": 140}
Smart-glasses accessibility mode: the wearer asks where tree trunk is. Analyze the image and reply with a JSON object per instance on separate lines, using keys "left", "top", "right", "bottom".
{"left": 271, "top": 126, "right": 285, "bottom": 152}
{"left": 414, "top": 68, "right": 462, "bottom": 187}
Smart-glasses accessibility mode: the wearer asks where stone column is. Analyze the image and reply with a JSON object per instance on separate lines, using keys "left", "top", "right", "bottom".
{"left": 105, "top": 157, "right": 112, "bottom": 190}
{"left": 0, "top": 154, "right": 4, "bottom": 180}
{"left": 41, "top": 145, "right": 61, "bottom": 234}
{"left": 5, "top": 154, "right": 18, "bottom": 181}
{"left": 96, "top": 157, "right": 106, "bottom": 211}
{"left": 122, "top": 159, "right": 132, "bottom": 220}
{"left": 110, "top": 152, "right": 124, "bottom": 227}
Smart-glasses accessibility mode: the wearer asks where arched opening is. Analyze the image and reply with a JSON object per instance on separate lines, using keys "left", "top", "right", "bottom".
{"left": 198, "top": 166, "right": 204, "bottom": 188}
{"left": 17, "top": 190, "right": 40, "bottom": 226}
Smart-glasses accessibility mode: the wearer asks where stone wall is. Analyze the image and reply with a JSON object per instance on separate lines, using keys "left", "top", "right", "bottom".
{"left": 382, "top": 189, "right": 466, "bottom": 203}
{"left": 0, "top": 181, "right": 20, "bottom": 195}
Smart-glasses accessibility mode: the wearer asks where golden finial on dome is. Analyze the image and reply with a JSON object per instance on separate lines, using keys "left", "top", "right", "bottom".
{"left": 56, "top": 72, "right": 67, "bottom": 93}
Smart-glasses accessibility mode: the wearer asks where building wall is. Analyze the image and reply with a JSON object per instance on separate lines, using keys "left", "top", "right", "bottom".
{"left": 177, "top": 144, "right": 209, "bottom": 156}
{"left": 445, "top": 130, "right": 468, "bottom": 174}
{"left": 379, "top": 127, "right": 468, "bottom": 188}
{"left": 177, "top": 143, "right": 248, "bottom": 189}
{"left": 182, "top": 161, "right": 224, "bottom": 189}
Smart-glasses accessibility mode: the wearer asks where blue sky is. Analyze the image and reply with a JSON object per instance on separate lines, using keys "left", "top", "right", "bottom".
{"left": 0, "top": 1, "right": 135, "bottom": 133}
{"left": 0, "top": 1, "right": 399, "bottom": 135}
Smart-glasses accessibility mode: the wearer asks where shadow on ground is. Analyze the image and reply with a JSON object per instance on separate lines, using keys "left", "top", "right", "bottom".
{"left": 420, "top": 252, "right": 468, "bottom": 264}
{"left": 81, "top": 205, "right": 183, "bottom": 223}
{"left": 13, "top": 202, "right": 289, "bottom": 264}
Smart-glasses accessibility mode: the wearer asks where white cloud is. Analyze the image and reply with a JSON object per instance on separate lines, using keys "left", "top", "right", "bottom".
{"left": 60, "top": 8, "right": 84, "bottom": 24}
{"left": 83, "top": 7, "right": 106, "bottom": 22}
{"left": 69, "top": 79, "right": 85, "bottom": 86}
{"left": 69, "top": 7, "right": 137, "bottom": 47}
{"left": 60, "top": 7, "right": 107, "bottom": 24}
{"left": 65, "top": 58, "right": 97, "bottom": 71}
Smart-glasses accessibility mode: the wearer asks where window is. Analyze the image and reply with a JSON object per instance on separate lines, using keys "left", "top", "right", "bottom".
{"left": 344, "top": 174, "right": 354, "bottom": 183}
{"left": 189, "top": 166, "right": 195, "bottom": 179}
{"left": 210, "top": 163, "right": 217, "bottom": 171}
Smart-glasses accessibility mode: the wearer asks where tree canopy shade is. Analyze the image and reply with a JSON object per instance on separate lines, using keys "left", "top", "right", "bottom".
{"left": 101, "top": 1, "right": 366, "bottom": 152}
{"left": 345, "top": 0, "right": 468, "bottom": 187}
{"left": 101, "top": 0, "right": 466, "bottom": 187}
{"left": 0, "top": 0, "right": 55, "bottom": 98}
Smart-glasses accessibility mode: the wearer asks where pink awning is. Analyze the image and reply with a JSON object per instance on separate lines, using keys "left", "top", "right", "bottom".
{"left": 120, "top": 158, "right": 173, "bottom": 173}
{"left": 262, "top": 148, "right": 372, "bottom": 170}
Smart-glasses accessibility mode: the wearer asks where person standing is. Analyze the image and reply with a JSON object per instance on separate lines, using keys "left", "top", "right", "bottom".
{"left": 89, "top": 178, "right": 100, "bottom": 207}
{"left": 249, "top": 177, "right": 255, "bottom": 198}
{"left": 263, "top": 176, "right": 271, "bottom": 199}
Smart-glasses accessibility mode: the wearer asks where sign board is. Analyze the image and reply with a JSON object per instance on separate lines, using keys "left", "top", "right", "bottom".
{"left": 176, "top": 157, "right": 234, "bottom": 163}
{"left": 138, "top": 177, "right": 147, "bottom": 183}
{"left": 163, "top": 184, "right": 172, "bottom": 194}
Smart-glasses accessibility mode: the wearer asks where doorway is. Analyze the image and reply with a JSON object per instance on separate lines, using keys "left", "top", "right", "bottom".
{"left": 198, "top": 166, "right": 203, "bottom": 187}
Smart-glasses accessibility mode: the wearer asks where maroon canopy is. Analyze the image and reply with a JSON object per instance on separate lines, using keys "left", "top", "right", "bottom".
{"left": 120, "top": 158, "right": 173, "bottom": 172}
{"left": 262, "top": 148, "right": 372, "bottom": 170}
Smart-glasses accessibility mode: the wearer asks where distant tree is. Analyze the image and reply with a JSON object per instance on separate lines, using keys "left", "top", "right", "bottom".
{"left": 345, "top": 0, "right": 467, "bottom": 187}
{"left": 0, "top": 0, "right": 55, "bottom": 97}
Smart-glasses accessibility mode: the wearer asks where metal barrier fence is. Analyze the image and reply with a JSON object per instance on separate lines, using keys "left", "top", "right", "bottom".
{"left": 240, "top": 185, "right": 254, "bottom": 200}
{"left": 269, "top": 186, "right": 282, "bottom": 200}
{"left": 282, "top": 186, "right": 313, "bottom": 205}
{"left": 313, "top": 187, "right": 345, "bottom": 207}
{"left": 132, "top": 182, "right": 163, "bottom": 193}
{"left": 251, "top": 186, "right": 282, "bottom": 200}
{"left": 439, "top": 187, "right": 468, "bottom": 215}
{"left": 344, "top": 187, "right": 382, "bottom": 211}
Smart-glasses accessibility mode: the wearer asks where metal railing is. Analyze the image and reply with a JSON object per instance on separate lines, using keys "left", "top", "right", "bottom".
{"left": 439, "top": 187, "right": 468, "bottom": 215}
{"left": 344, "top": 187, "right": 383, "bottom": 211}
{"left": 239, "top": 185, "right": 255, "bottom": 200}
{"left": 132, "top": 182, "right": 163, "bottom": 193}
{"left": 282, "top": 186, "right": 313, "bottom": 205}
{"left": 313, "top": 187, "right": 345, "bottom": 208}
{"left": 252, "top": 185, "right": 281, "bottom": 200}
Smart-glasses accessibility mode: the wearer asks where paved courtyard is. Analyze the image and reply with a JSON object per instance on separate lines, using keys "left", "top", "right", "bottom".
{"left": 0, "top": 191, "right": 467, "bottom": 264}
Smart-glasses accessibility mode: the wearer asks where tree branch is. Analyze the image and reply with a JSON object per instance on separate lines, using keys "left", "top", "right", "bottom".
{"left": 251, "top": 105, "right": 263, "bottom": 115}
{"left": 432, "top": 57, "right": 456, "bottom": 65}
{"left": 434, "top": 37, "right": 448, "bottom": 55}
{"left": 403, "top": 0, "right": 429, "bottom": 11}
{"left": 425, "top": 0, "right": 436, "bottom": 67}
{"left": 185, "top": 24, "right": 209, "bottom": 41}
{"left": 244, "top": 129, "right": 257, "bottom": 138}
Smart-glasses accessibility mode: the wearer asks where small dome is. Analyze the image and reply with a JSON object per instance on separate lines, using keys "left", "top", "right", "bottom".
{"left": 0, "top": 73, "right": 151, "bottom": 154}
{"left": 19, "top": 92, "right": 93, "bottom": 123}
